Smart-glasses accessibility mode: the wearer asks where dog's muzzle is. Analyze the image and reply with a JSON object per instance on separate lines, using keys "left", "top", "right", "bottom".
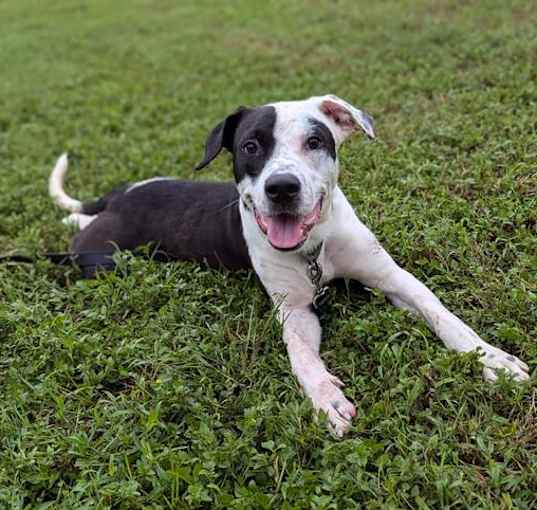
{"left": 254, "top": 195, "right": 323, "bottom": 251}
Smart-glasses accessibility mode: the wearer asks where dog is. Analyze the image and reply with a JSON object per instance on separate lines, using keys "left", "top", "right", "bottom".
{"left": 49, "top": 94, "right": 529, "bottom": 436}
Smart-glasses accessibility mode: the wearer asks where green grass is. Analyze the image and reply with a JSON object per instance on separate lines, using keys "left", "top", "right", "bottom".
{"left": 1, "top": 0, "right": 536, "bottom": 508}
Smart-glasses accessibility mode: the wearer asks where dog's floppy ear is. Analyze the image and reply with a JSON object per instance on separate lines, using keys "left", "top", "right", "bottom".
{"left": 316, "top": 95, "right": 375, "bottom": 144}
{"left": 195, "top": 107, "right": 248, "bottom": 170}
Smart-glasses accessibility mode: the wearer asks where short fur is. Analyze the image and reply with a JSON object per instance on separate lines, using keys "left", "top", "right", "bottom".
{"left": 71, "top": 180, "right": 250, "bottom": 270}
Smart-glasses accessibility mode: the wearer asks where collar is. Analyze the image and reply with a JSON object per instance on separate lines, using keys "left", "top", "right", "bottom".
{"left": 303, "top": 241, "right": 330, "bottom": 311}
{"left": 303, "top": 241, "right": 324, "bottom": 264}
{"left": 303, "top": 241, "right": 324, "bottom": 288}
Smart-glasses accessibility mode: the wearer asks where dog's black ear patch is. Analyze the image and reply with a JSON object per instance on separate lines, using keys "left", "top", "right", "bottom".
{"left": 195, "top": 107, "right": 249, "bottom": 170}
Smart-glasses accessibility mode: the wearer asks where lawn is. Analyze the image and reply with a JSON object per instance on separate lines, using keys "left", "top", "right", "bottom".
{"left": 1, "top": 0, "right": 536, "bottom": 508}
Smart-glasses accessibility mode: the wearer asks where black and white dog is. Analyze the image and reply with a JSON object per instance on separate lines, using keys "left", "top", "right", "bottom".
{"left": 49, "top": 94, "right": 529, "bottom": 436}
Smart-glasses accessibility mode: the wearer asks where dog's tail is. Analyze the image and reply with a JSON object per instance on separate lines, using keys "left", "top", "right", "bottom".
{"left": 49, "top": 154, "right": 83, "bottom": 212}
{"left": 49, "top": 153, "right": 110, "bottom": 216}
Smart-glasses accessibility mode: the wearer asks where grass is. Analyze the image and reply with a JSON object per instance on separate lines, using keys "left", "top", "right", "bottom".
{"left": 1, "top": 0, "right": 536, "bottom": 507}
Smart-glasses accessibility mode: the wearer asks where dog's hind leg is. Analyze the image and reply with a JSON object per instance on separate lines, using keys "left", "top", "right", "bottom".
{"left": 70, "top": 212, "right": 132, "bottom": 254}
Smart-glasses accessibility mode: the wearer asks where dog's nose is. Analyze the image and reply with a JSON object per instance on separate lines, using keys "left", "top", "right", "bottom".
{"left": 265, "top": 173, "right": 301, "bottom": 203}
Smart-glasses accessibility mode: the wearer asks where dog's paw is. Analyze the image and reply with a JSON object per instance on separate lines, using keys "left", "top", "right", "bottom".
{"left": 310, "top": 375, "right": 356, "bottom": 437}
{"left": 481, "top": 347, "right": 529, "bottom": 382}
{"left": 62, "top": 213, "right": 80, "bottom": 227}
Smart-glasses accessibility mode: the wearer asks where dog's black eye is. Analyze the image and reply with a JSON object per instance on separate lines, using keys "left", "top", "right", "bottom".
{"left": 241, "top": 140, "right": 259, "bottom": 155}
{"left": 306, "top": 136, "right": 322, "bottom": 151}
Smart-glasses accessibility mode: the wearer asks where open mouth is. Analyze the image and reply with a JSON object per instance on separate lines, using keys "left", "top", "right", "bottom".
{"left": 254, "top": 197, "right": 323, "bottom": 251}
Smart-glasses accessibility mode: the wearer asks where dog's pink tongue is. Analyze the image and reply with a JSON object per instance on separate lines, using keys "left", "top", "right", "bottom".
{"left": 265, "top": 214, "right": 303, "bottom": 249}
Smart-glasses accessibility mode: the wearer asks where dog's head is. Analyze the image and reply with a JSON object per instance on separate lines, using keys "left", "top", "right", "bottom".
{"left": 196, "top": 95, "right": 374, "bottom": 252}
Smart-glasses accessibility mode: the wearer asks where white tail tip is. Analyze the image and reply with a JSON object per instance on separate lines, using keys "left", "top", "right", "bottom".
{"left": 48, "top": 153, "right": 83, "bottom": 212}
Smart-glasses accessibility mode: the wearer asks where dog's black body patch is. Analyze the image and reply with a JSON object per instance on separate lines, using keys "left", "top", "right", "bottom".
{"left": 72, "top": 180, "right": 251, "bottom": 270}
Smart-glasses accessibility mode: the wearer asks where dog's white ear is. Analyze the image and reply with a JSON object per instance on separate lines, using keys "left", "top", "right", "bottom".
{"left": 315, "top": 95, "right": 375, "bottom": 144}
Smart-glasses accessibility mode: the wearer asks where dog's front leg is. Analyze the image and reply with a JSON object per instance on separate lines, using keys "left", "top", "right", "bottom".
{"left": 332, "top": 207, "right": 529, "bottom": 381}
{"left": 278, "top": 304, "right": 356, "bottom": 436}
{"left": 370, "top": 263, "right": 529, "bottom": 381}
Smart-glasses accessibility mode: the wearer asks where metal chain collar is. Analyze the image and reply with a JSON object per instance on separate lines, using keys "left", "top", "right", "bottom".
{"left": 304, "top": 242, "right": 330, "bottom": 311}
